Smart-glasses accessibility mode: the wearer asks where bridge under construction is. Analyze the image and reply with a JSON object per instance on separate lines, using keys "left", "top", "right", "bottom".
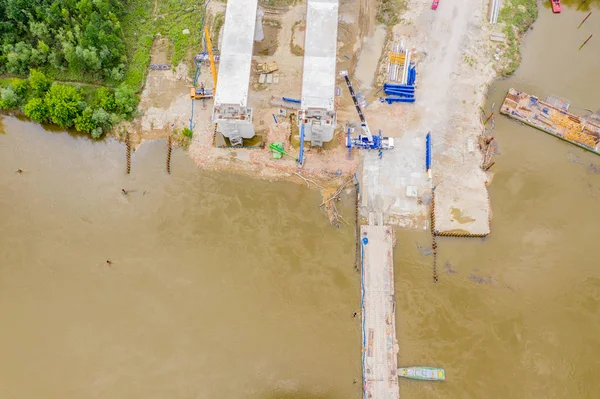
{"left": 212, "top": 0, "right": 258, "bottom": 146}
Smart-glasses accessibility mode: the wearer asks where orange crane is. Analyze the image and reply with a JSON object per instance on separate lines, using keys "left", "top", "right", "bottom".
{"left": 205, "top": 26, "right": 218, "bottom": 90}
{"left": 190, "top": 27, "right": 218, "bottom": 100}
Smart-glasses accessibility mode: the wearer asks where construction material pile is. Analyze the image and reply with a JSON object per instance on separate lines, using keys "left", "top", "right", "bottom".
{"left": 384, "top": 42, "right": 417, "bottom": 104}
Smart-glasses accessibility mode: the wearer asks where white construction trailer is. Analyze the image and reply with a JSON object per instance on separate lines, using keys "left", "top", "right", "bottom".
{"left": 212, "top": 0, "right": 258, "bottom": 146}
{"left": 299, "top": 0, "right": 339, "bottom": 147}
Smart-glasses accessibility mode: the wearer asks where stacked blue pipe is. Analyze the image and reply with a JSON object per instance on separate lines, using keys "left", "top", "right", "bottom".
{"left": 385, "top": 96, "right": 415, "bottom": 104}
{"left": 383, "top": 64, "right": 417, "bottom": 103}
{"left": 384, "top": 83, "right": 415, "bottom": 92}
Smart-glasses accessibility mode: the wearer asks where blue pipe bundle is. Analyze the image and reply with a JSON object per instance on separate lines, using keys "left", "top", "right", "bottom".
{"left": 283, "top": 97, "right": 301, "bottom": 104}
{"left": 384, "top": 88, "right": 414, "bottom": 94}
{"left": 425, "top": 132, "right": 432, "bottom": 172}
{"left": 385, "top": 96, "right": 416, "bottom": 104}
{"left": 384, "top": 88, "right": 414, "bottom": 95}
{"left": 385, "top": 92, "right": 414, "bottom": 99}
{"left": 384, "top": 83, "right": 415, "bottom": 92}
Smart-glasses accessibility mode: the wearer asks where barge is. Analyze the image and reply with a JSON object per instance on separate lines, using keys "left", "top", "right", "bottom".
{"left": 500, "top": 88, "right": 600, "bottom": 156}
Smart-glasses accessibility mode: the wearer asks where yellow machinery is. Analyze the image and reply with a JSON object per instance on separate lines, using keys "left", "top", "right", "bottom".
{"left": 190, "top": 27, "right": 219, "bottom": 100}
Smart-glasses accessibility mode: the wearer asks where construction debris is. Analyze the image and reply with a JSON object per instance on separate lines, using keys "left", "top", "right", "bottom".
{"left": 149, "top": 64, "right": 170, "bottom": 70}
{"left": 320, "top": 177, "right": 353, "bottom": 228}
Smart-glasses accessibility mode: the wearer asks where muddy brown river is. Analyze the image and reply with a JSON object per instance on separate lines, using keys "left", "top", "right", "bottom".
{"left": 1, "top": 6, "right": 599, "bottom": 399}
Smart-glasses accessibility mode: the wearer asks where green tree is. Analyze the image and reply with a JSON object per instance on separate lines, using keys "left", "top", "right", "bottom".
{"left": 74, "top": 107, "right": 97, "bottom": 133}
{"left": 95, "top": 87, "right": 116, "bottom": 111}
{"left": 0, "top": 87, "right": 19, "bottom": 109}
{"left": 11, "top": 78, "right": 29, "bottom": 97}
{"left": 114, "top": 84, "right": 137, "bottom": 116}
{"left": 44, "top": 84, "right": 83, "bottom": 128}
{"left": 23, "top": 97, "right": 49, "bottom": 123}
{"left": 91, "top": 127, "right": 104, "bottom": 139}
{"left": 92, "top": 107, "right": 110, "bottom": 129}
{"left": 29, "top": 69, "right": 51, "bottom": 95}
{"left": 5, "top": 42, "right": 32, "bottom": 74}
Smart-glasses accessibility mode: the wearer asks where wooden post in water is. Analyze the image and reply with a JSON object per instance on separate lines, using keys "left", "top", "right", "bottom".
{"left": 578, "top": 12, "right": 592, "bottom": 29}
{"left": 166, "top": 135, "right": 172, "bottom": 174}
{"left": 125, "top": 132, "right": 131, "bottom": 174}
{"left": 579, "top": 34, "right": 593, "bottom": 50}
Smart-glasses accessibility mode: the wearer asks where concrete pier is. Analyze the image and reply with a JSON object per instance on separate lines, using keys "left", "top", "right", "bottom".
{"left": 360, "top": 225, "right": 399, "bottom": 399}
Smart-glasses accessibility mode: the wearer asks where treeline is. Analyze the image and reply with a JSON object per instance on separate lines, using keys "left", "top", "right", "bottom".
{"left": 0, "top": 0, "right": 127, "bottom": 81}
{"left": 0, "top": 71, "right": 136, "bottom": 138}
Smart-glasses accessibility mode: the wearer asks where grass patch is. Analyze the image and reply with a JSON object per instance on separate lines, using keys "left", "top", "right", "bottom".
{"left": 121, "top": 0, "right": 156, "bottom": 91}
{"left": 121, "top": 0, "right": 206, "bottom": 91}
{"left": 376, "top": 0, "right": 407, "bottom": 26}
{"left": 155, "top": 0, "right": 204, "bottom": 68}
{"left": 212, "top": 12, "right": 225, "bottom": 47}
{"left": 499, "top": 0, "right": 538, "bottom": 75}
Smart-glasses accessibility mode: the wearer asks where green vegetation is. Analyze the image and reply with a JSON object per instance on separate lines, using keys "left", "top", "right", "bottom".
{"left": 174, "top": 128, "right": 193, "bottom": 149}
{"left": 120, "top": 0, "right": 155, "bottom": 90}
{"left": 182, "top": 127, "right": 193, "bottom": 138}
{"left": 0, "top": 0, "right": 207, "bottom": 135}
{"left": 155, "top": 0, "right": 204, "bottom": 68}
{"left": 0, "top": 0, "right": 127, "bottom": 83}
{"left": 499, "top": 0, "right": 538, "bottom": 75}
{"left": 0, "top": 70, "right": 137, "bottom": 138}
{"left": 212, "top": 12, "right": 225, "bottom": 50}
{"left": 376, "top": 0, "right": 407, "bottom": 26}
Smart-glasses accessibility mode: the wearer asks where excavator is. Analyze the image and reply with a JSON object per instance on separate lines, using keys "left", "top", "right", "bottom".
{"left": 340, "top": 70, "right": 394, "bottom": 150}
{"left": 190, "top": 26, "right": 218, "bottom": 100}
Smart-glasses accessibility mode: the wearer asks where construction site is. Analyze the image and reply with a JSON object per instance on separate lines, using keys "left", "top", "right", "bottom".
{"left": 126, "top": 0, "right": 509, "bottom": 396}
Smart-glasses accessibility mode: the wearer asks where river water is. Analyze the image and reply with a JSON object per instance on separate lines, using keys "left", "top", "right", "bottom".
{"left": 1, "top": 5, "right": 599, "bottom": 399}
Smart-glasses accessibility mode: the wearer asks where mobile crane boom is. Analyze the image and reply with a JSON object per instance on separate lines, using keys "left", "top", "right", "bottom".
{"left": 340, "top": 70, "right": 373, "bottom": 143}
{"left": 339, "top": 70, "right": 394, "bottom": 150}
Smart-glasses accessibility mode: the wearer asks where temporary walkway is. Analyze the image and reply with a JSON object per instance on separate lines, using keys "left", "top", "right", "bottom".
{"left": 360, "top": 223, "right": 400, "bottom": 399}
{"left": 299, "top": 0, "right": 338, "bottom": 147}
{"left": 212, "top": 0, "right": 258, "bottom": 146}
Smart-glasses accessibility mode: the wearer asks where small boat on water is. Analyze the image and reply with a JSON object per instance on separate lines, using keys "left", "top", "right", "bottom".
{"left": 551, "top": 0, "right": 562, "bottom": 13}
{"left": 398, "top": 367, "right": 445, "bottom": 381}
